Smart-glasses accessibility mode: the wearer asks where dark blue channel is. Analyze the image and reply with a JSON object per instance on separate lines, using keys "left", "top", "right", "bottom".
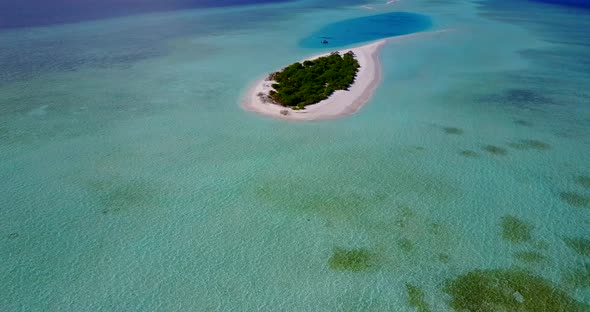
{"left": 299, "top": 12, "right": 432, "bottom": 49}
{"left": 528, "top": 0, "right": 590, "bottom": 9}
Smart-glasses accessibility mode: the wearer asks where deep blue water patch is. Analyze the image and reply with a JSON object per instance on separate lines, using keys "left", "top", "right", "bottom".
{"left": 0, "top": 0, "right": 296, "bottom": 29}
{"left": 0, "top": 5, "right": 298, "bottom": 86}
{"left": 299, "top": 12, "right": 432, "bottom": 49}
{"left": 528, "top": 0, "right": 590, "bottom": 9}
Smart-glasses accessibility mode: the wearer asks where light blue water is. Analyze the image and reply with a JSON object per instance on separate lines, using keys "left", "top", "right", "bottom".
{"left": 1, "top": 0, "right": 589, "bottom": 311}
{"left": 299, "top": 12, "right": 432, "bottom": 48}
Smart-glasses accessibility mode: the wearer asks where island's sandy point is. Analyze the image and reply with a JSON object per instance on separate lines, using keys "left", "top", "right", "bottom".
{"left": 241, "top": 30, "right": 451, "bottom": 121}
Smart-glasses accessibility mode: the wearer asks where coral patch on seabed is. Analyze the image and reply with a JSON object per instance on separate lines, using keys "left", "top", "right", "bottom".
{"left": 438, "top": 253, "right": 450, "bottom": 264}
{"left": 514, "top": 251, "right": 546, "bottom": 264}
{"left": 508, "top": 139, "right": 551, "bottom": 151}
{"left": 501, "top": 215, "right": 533, "bottom": 243}
{"left": 459, "top": 150, "right": 479, "bottom": 158}
{"left": 405, "top": 283, "right": 431, "bottom": 312}
{"left": 481, "top": 88, "right": 553, "bottom": 111}
{"left": 562, "top": 262, "right": 590, "bottom": 289}
{"left": 559, "top": 192, "right": 590, "bottom": 208}
{"left": 514, "top": 119, "right": 534, "bottom": 127}
{"left": 575, "top": 175, "right": 590, "bottom": 189}
{"left": 443, "top": 127, "right": 464, "bottom": 135}
{"left": 328, "top": 248, "right": 376, "bottom": 272}
{"left": 443, "top": 269, "right": 588, "bottom": 311}
{"left": 397, "top": 238, "right": 415, "bottom": 253}
{"left": 483, "top": 145, "right": 508, "bottom": 156}
{"left": 88, "top": 179, "right": 158, "bottom": 214}
{"left": 563, "top": 237, "right": 590, "bottom": 258}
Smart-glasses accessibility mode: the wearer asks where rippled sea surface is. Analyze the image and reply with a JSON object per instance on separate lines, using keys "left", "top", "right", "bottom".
{"left": 1, "top": 0, "right": 589, "bottom": 310}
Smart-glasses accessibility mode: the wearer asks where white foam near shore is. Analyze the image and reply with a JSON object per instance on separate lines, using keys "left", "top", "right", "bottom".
{"left": 241, "top": 39, "right": 386, "bottom": 121}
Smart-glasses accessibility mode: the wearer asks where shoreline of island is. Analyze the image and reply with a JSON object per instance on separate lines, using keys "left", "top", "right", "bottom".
{"left": 241, "top": 39, "right": 386, "bottom": 121}
{"left": 241, "top": 30, "right": 452, "bottom": 121}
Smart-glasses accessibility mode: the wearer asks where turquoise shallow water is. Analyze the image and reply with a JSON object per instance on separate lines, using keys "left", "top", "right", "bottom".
{"left": 1, "top": 0, "right": 589, "bottom": 310}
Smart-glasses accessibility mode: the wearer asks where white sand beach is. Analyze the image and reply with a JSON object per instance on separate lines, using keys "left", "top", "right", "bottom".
{"left": 241, "top": 40, "right": 386, "bottom": 121}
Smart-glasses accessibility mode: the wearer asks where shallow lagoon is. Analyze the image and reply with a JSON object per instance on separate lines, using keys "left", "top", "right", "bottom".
{"left": 299, "top": 12, "right": 432, "bottom": 48}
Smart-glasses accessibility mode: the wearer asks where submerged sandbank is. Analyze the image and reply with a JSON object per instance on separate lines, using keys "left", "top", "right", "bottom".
{"left": 242, "top": 40, "right": 386, "bottom": 121}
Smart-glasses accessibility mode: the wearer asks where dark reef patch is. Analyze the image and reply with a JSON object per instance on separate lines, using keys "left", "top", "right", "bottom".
{"left": 562, "top": 262, "right": 590, "bottom": 289}
{"left": 406, "top": 145, "right": 427, "bottom": 155}
{"left": 429, "top": 223, "right": 443, "bottom": 235}
{"left": 406, "top": 283, "right": 431, "bottom": 312}
{"left": 514, "top": 119, "right": 534, "bottom": 127}
{"left": 507, "top": 139, "right": 551, "bottom": 151}
{"left": 254, "top": 157, "right": 460, "bottom": 221}
{"left": 438, "top": 253, "right": 450, "bottom": 264}
{"left": 460, "top": 150, "right": 479, "bottom": 158}
{"left": 482, "top": 88, "right": 553, "bottom": 111}
{"left": 559, "top": 192, "right": 590, "bottom": 208}
{"left": 563, "top": 237, "right": 590, "bottom": 258}
{"left": 503, "top": 89, "right": 547, "bottom": 103}
{"left": 397, "top": 238, "right": 414, "bottom": 253}
{"left": 576, "top": 175, "right": 590, "bottom": 189}
{"left": 394, "top": 206, "right": 416, "bottom": 228}
{"left": 254, "top": 176, "right": 397, "bottom": 220}
{"left": 501, "top": 215, "right": 533, "bottom": 243}
{"left": 0, "top": 39, "right": 165, "bottom": 87}
{"left": 483, "top": 145, "right": 508, "bottom": 156}
{"left": 514, "top": 251, "right": 546, "bottom": 264}
{"left": 532, "top": 240, "right": 550, "bottom": 251}
{"left": 89, "top": 179, "right": 157, "bottom": 214}
{"left": 328, "top": 248, "right": 376, "bottom": 272}
{"left": 402, "top": 146, "right": 427, "bottom": 157}
{"left": 443, "top": 269, "right": 588, "bottom": 311}
{"left": 443, "top": 127, "right": 464, "bottom": 135}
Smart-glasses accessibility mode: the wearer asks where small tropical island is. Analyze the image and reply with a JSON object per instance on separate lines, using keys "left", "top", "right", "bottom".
{"left": 242, "top": 39, "right": 386, "bottom": 121}
{"left": 266, "top": 51, "right": 360, "bottom": 109}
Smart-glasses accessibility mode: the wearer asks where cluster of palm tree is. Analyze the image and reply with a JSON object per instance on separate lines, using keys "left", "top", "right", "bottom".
{"left": 268, "top": 51, "right": 359, "bottom": 108}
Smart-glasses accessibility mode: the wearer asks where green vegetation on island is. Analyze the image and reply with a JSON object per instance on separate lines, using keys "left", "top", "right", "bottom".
{"left": 267, "top": 51, "right": 360, "bottom": 108}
